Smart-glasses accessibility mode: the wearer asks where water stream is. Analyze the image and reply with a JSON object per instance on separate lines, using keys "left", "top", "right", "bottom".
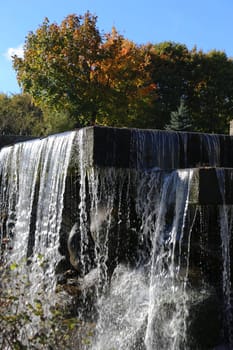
{"left": 0, "top": 128, "right": 232, "bottom": 349}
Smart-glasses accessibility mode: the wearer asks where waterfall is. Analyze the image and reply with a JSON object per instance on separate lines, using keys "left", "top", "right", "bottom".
{"left": 143, "top": 169, "right": 193, "bottom": 350}
{"left": 89, "top": 168, "right": 194, "bottom": 350}
{"left": 0, "top": 132, "right": 75, "bottom": 303}
{"left": 131, "top": 129, "right": 181, "bottom": 169}
{"left": 203, "top": 134, "right": 220, "bottom": 166}
{"left": 1, "top": 126, "right": 233, "bottom": 349}
{"left": 217, "top": 169, "right": 233, "bottom": 347}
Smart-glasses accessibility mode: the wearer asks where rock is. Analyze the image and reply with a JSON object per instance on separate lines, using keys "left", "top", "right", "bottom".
{"left": 187, "top": 288, "right": 222, "bottom": 349}
{"left": 62, "top": 268, "right": 99, "bottom": 296}
{"left": 67, "top": 223, "right": 81, "bottom": 271}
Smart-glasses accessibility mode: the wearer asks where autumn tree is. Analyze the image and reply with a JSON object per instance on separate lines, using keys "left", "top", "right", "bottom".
{"left": 13, "top": 13, "right": 233, "bottom": 134}
{"left": 94, "top": 28, "right": 158, "bottom": 127}
{"left": 13, "top": 12, "right": 102, "bottom": 128}
{"left": 13, "top": 12, "right": 158, "bottom": 130}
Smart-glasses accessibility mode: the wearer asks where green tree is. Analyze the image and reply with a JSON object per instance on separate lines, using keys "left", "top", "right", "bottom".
{"left": 0, "top": 93, "right": 43, "bottom": 135}
{"left": 148, "top": 41, "right": 192, "bottom": 129}
{"left": 165, "top": 98, "right": 193, "bottom": 131}
{"left": 187, "top": 49, "right": 233, "bottom": 133}
{"left": 148, "top": 42, "right": 233, "bottom": 133}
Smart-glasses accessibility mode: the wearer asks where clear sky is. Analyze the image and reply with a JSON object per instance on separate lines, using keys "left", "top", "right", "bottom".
{"left": 1, "top": 0, "right": 233, "bottom": 94}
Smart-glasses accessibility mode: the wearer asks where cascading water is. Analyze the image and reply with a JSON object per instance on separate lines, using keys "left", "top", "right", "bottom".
{"left": 143, "top": 169, "right": 193, "bottom": 350}
{"left": 130, "top": 129, "right": 223, "bottom": 170}
{"left": 0, "top": 132, "right": 75, "bottom": 307}
{"left": 131, "top": 129, "right": 182, "bottom": 169}
{"left": 217, "top": 169, "right": 233, "bottom": 347}
{"left": 203, "top": 134, "right": 221, "bottom": 167}
{"left": 1, "top": 126, "right": 233, "bottom": 349}
{"left": 88, "top": 168, "right": 194, "bottom": 350}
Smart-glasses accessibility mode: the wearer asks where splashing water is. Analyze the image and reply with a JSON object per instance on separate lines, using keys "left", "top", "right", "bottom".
{"left": 141, "top": 169, "right": 193, "bottom": 350}
{"left": 90, "top": 168, "right": 194, "bottom": 350}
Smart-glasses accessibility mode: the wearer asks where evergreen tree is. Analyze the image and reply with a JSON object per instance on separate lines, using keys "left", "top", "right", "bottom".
{"left": 165, "top": 98, "right": 193, "bottom": 131}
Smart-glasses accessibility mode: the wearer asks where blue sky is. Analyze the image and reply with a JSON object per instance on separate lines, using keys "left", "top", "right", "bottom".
{"left": 1, "top": 0, "right": 233, "bottom": 94}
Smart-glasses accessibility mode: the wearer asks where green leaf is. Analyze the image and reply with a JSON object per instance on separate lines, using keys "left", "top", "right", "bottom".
{"left": 10, "top": 262, "right": 19, "bottom": 271}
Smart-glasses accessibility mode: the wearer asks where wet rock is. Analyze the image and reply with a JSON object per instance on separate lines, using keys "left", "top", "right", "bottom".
{"left": 67, "top": 223, "right": 81, "bottom": 271}
{"left": 187, "top": 288, "right": 222, "bottom": 349}
{"left": 61, "top": 268, "right": 99, "bottom": 297}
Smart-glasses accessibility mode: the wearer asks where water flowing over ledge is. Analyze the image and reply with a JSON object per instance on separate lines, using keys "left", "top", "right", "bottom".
{"left": 79, "top": 126, "right": 233, "bottom": 169}
{"left": 0, "top": 126, "right": 233, "bottom": 349}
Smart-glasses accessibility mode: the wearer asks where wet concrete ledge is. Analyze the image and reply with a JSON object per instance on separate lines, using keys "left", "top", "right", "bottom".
{"left": 189, "top": 168, "right": 233, "bottom": 205}
{"left": 0, "top": 135, "right": 36, "bottom": 150}
{"left": 2, "top": 127, "right": 233, "bottom": 170}
{"left": 81, "top": 126, "right": 233, "bottom": 170}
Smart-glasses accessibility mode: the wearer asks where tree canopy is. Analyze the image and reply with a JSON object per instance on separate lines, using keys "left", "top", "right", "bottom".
{"left": 0, "top": 93, "right": 43, "bottom": 135}
{"left": 7, "top": 11, "right": 233, "bottom": 135}
{"left": 13, "top": 13, "right": 157, "bottom": 130}
{"left": 148, "top": 42, "right": 233, "bottom": 133}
